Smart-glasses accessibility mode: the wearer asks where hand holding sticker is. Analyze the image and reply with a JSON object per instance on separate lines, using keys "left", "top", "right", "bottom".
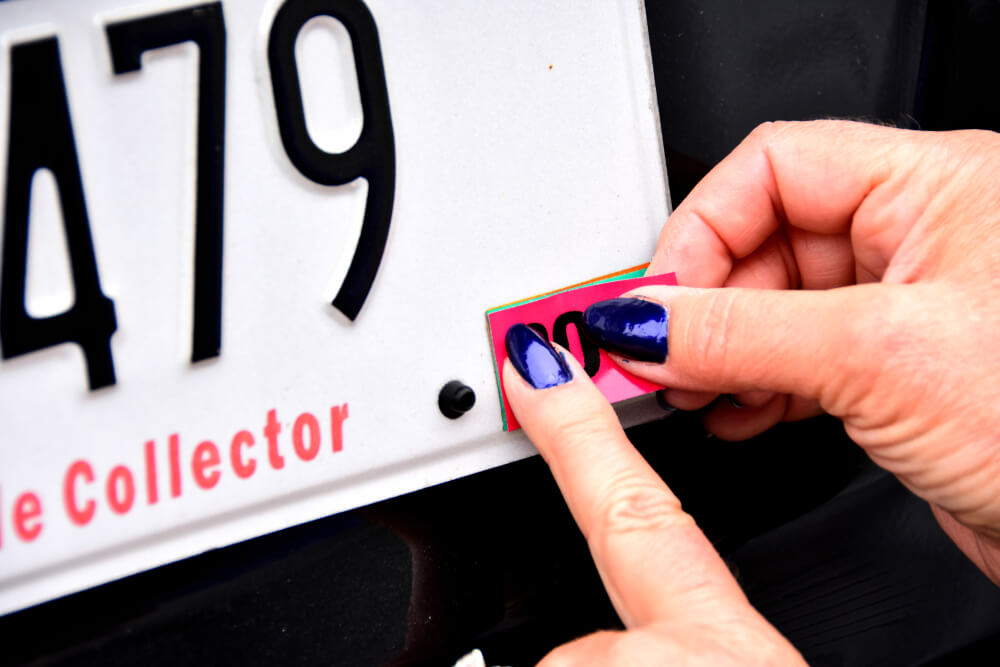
{"left": 486, "top": 265, "right": 676, "bottom": 430}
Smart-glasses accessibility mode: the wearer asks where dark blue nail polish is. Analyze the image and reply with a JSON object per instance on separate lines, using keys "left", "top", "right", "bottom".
{"left": 582, "top": 297, "right": 668, "bottom": 363}
{"left": 505, "top": 324, "right": 572, "bottom": 389}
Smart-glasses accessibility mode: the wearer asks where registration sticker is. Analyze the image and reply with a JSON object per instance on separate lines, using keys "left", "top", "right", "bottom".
{"left": 487, "top": 266, "right": 677, "bottom": 431}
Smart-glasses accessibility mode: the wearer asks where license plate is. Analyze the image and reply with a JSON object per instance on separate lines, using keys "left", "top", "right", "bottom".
{"left": 0, "top": 0, "right": 668, "bottom": 614}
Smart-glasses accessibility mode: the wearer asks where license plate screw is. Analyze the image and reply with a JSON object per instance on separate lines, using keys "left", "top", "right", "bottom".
{"left": 439, "top": 380, "right": 475, "bottom": 419}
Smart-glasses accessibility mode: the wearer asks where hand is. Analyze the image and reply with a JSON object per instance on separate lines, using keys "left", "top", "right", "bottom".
{"left": 502, "top": 325, "right": 805, "bottom": 665}
{"left": 579, "top": 120, "right": 1000, "bottom": 585}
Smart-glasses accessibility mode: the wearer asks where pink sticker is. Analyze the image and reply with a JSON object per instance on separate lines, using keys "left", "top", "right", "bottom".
{"left": 488, "top": 271, "right": 677, "bottom": 431}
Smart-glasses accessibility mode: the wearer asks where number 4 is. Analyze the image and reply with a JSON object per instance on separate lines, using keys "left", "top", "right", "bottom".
{"left": 1, "top": 38, "right": 118, "bottom": 390}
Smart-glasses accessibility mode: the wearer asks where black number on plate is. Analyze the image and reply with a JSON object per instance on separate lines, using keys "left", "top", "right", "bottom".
{"left": 268, "top": 0, "right": 396, "bottom": 320}
{"left": 1, "top": 0, "right": 394, "bottom": 390}
{"left": 0, "top": 38, "right": 118, "bottom": 390}
{"left": 106, "top": 2, "right": 227, "bottom": 363}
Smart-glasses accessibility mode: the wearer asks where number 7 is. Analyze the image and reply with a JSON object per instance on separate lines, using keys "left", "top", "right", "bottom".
{"left": 105, "top": 1, "right": 226, "bottom": 363}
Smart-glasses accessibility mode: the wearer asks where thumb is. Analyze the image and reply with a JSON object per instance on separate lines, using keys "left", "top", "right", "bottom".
{"left": 582, "top": 283, "right": 890, "bottom": 407}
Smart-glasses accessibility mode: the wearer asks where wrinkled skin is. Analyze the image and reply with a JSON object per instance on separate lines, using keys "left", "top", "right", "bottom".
{"left": 504, "top": 121, "right": 1000, "bottom": 665}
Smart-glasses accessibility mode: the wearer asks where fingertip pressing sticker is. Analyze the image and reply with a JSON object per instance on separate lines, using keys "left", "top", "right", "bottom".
{"left": 486, "top": 265, "right": 677, "bottom": 430}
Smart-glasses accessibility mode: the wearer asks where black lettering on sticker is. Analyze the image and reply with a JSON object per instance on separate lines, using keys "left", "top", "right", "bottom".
{"left": 552, "top": 310, "right": 600, "bottom": 377}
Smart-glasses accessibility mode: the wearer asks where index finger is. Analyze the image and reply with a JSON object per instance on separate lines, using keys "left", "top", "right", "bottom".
{"left": 501, "top": 332, "right": 753, "bottom": 628}
{"left": 649, "top": 120, "right": 905, "bottom": 286}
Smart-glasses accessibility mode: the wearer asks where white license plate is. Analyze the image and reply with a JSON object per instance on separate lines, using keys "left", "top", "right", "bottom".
{"left": 0, "top": 0, "right": 668, "bottom": 614}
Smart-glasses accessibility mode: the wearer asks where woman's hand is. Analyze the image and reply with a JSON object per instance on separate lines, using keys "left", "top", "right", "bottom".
{"left": 504, "top": 120, "right": 1000, "bottom": 663}
{"left": 502, "top": 327, "right": 805, "bottom": 665}
{"left": 578, "top": 120, "right": 1000, "bottom": 584}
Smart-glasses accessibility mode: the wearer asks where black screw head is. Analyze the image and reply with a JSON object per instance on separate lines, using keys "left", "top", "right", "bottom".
{"left": 439, "top": 380, "right": 475, "bottom": 419}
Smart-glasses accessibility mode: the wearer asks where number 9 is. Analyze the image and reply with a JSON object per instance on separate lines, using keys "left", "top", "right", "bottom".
{"left": 267, "top": 0, "right": 396, "bottom": 321}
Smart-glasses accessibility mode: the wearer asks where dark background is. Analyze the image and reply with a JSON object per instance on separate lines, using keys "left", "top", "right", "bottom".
{"left": 6, "top": 0, "right": 1000, "bottom": 664}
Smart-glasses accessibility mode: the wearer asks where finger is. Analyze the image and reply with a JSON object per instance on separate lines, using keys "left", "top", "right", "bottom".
{"left": 502, "top": 325, "right": 750, "bottom": 628}
{"left": 785, "top": 395, "right": 823, "bottom": 421}
{"left": 703, "top": 393, "right": 789, "bottom": 441}
{"left": 704, "top": 394, "right": 823, "bottom": 441}
{"left": 715, "top": 235, "right": 801, "bottom": 417}
{"left": 582, "top": 284, "right": 888, "bottom": 407}
{"left": 537, "top": 630, "right": 621, "bottom": 667}
{"left": 729, "top": 390, "right": 773, "bottom": 408}
{"left": 722, "top": 232, "right": 799, "bottom": 290}
{"left": 649, "top": 120, "right": 933, "bottom": 287}
{"left": 786, "top": 228, "right": 855, "bottom": 289}
{"left": 537, "top": 628, "right": 675, "bottom": 667}
{"left": 538, "top": 621, "right": 805, "bottom": 667}
{"left": 659, "top": 388, "right": 717, "bottom": 411}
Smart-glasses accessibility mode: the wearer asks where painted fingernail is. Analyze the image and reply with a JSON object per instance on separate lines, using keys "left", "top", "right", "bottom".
{"left": 505, "top": 324, "right": 572, "bottom": 389}
{"left": 582, "top": 297, "right": 668, "bottom": 362}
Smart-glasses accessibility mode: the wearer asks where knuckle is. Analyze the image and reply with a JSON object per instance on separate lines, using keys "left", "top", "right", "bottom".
{"left": 828, "top": 286, "right": 937, "bottom": 412}
{"left": 544, "top": 412, "right": 606, "bottom": 456}
{"left": 683, "top": 290, "right": 740, "bottom": 383}
{"left": 833, "top": 298, "right": 890, "bottom": 396}
{"left": 747, "top": 120, "right": 798, "bottom": 150}
{"left": 847, "top": 289, "right": 922, "bottom": 362}
{"left": 592, "top": 479, "right": 689, "bottom": 542}
{"left": 539, "top": 394, "right": 620, "bottom": 457}
{"left": 747, "top": 120, "right": 778, "bottom": 143}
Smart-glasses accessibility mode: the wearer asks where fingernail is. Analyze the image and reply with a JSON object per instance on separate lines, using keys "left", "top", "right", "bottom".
{"left": 505, "top": 324, "right": 572, "bottom": 389}
{"left": 582, "top": 297, "right": 668, "bottom": 362}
